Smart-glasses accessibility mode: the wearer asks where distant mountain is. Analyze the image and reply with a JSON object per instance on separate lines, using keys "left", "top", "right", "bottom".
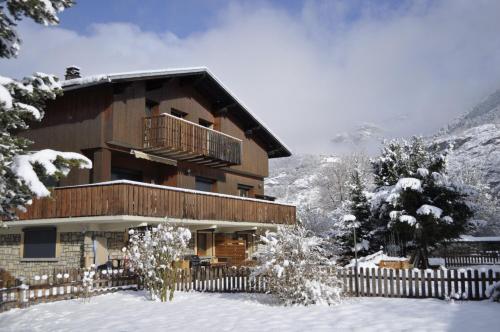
{"left": 445, "top": 89, "right": 500, "bottom": 134}
{"left": 266, "top": 154, "right": 334, "bottom": 207}
{"left": 434, "top": 89, "right": 500, "bottom": 197}
{"left": 266, "top": 88, "right": 500, "bottom": 235}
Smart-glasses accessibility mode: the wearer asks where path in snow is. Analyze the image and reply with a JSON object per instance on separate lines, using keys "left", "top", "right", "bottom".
{"left": 0, "top": 291, "right": 497, "bottom": 332}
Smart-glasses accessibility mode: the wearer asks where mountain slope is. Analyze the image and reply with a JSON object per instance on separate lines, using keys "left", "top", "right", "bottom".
{"left": 266, "top": 88, "right": 500, "bottom": 235}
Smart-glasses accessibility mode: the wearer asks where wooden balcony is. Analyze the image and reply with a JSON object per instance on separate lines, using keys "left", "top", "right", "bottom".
{"left": 16, "top": 181, "right": 296, "bottom": 225}
{"left": 142, "top": 114, "right": 242, "bottom": 167}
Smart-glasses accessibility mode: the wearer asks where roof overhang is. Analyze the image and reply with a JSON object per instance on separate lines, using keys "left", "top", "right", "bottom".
{"left": 62, "top": 67, "right": 292, "bottom": 158}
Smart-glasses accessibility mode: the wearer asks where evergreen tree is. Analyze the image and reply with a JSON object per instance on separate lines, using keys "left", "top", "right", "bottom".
{"left": 339, "top": 167, "right": 373, "bottom": 262}
{"left": 370, "top": 137, "right": 473, "bottom": 267}
{"left": 0, "top": 0, "right": 90, "bottom": 222}
{"left": 0, "top": 0, "right": 74, "bottom": 58}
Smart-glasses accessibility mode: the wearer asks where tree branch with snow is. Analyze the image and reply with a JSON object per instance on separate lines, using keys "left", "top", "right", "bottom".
{"left": 0, "top": 1, "right": 89, "bottom": 223}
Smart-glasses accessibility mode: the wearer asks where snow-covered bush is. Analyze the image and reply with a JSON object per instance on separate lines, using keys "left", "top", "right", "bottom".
{"left": 124, "top": 223, "right": 191, "bottom": 302}
{"left": 253, "top": 225, "right": 343, "bottom": 306}
{"left": 485, "top": 281, "right": 500, "bottom": 302}
{"left": 81, "top": 265, "right": 96, "bottom": 302}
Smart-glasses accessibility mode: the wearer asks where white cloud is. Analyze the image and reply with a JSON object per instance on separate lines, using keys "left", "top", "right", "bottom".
{"left": 2, "top": 0, "right": 500, "bottom": 155}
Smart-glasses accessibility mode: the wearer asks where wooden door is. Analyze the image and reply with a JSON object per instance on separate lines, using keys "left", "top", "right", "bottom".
{"left": 197, "top": 232, "right": 208, "bottom": 256}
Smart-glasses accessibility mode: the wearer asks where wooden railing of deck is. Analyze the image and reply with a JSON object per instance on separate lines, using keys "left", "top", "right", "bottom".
{"left": 143, "top": 114, "right": 242, "bottom": 165}
{"left": 16, "top": 181, "right": 296, "bottom": 225}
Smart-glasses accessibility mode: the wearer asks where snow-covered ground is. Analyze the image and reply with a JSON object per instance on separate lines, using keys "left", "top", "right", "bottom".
{"left": 0, "top": 291, "right": 497, "bottom": 332}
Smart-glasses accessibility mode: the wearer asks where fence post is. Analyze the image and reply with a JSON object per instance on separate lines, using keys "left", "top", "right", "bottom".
{"left": 353, "top": 267, "right": 359, "bottom": 297}
{"left": 19, "top": 283, "right": 29, "bottom": 309}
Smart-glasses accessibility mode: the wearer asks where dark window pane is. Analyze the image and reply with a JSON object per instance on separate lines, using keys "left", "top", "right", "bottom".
{"left": 199, "top": 119, "right": 213, "bottom": 128}
{"left": 238, "top": 184, "right": 252, "bottom": 197}
{"left": 195, "top": 177, "right": 214, "bottom": 192}
{"left": 24, "top": 228, "right": 56, "bottom": 258}
{"left": 171, "top": 108, "right": 187, "bottom": 118}
{"left": 111, "top": 167, "right": 142, "bottom": 182}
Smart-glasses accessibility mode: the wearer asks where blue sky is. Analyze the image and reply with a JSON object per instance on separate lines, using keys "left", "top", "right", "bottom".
{"left": 3, "top": 0, "right": 500, "bottom": 154}
{"left": 58, "top": 0, "right": 305, "bottom": 37}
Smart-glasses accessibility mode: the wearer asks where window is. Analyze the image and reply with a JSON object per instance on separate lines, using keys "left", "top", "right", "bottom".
{"left": 23, "top": 228, "right": 57, "bottom": 259}
{"left": 145, "top": 99, "right": 159, "bottom": 117}
{"left": 199, "top": 119, "right": 213, "bottom": 129}
{"left": 171, "top": 108, "right": 187, "bottom": 119}
{"left": 195, "top": 176, "right": 214, "bottom": 192}
{"left": 238, "top": 184, "right": 253, "bottom": 198}
{"left": 111, "top": 167, "right": 142, "bottom": 182}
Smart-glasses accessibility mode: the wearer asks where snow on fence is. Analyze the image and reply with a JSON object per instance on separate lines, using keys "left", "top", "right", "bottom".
{"left": 0, "top": 269, "right": 138, "bottom": 313}
{"left": 2, "top": 266, "right": 499, "bottom": 313}
{"left": 442, "top": 254, "right": 500, "bottom": 267}
{"left": 341, "top": 267, "right": 500, "bottom": 300}
{"left": 173, "top": 266, "right": 500, "bottom": 301}
{"left": 172, "top": 266, "right": 500, "bottom": 301}
{"left": 174, "top": 266, "right": 265, "bottom": 293}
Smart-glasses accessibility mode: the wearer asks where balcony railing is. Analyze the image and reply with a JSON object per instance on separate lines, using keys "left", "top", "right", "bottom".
{"left": 15, "top": 181, "right": 296, "bottom": 225}
{"left": 143, "top": 114, "right": 242, "bottom": 166}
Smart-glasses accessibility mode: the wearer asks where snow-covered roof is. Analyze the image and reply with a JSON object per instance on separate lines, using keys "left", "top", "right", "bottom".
{"left": 62, "top": 67, "right": 291, "bottom": 158}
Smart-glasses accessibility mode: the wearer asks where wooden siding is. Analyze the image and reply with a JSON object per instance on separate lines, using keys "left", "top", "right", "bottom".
{"left": 143, "top": 114, "right": 242, "bottom": 166}
{"left": 16, "top": 182, "right": 296, "bottom": 225}
{"left": 22, "top": 86, "right": 113, "bottom": 186}
{"left": 218, "top": 114, "right": 269, "bottom": 177}
{"left": 110, "top": 78, "right": 270, "bottom": 178}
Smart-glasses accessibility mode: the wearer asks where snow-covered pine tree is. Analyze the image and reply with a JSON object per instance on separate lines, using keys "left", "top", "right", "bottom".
{"left": 0, "top": 0, "right": 91, "bottom": 222}
{"left": 370, "top": 137, "right": 473, "bottom": 267}
{"left": 372, "top": 137, "right": 428, "bottom": 187}
{"left": 0, "top": 0, "right": 74, "bottom": 59}
{"left": 339, "top": 167, "right": 373, "bottom": 262}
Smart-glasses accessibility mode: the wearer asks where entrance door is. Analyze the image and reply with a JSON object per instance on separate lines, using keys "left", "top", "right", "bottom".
{"left": 197, "top": 232, "right": 208, "bottom": 256}
{"left": 94, "top": 237, "right": 109, "bottom": 266}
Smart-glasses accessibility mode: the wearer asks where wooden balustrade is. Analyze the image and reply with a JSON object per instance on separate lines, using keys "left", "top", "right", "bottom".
{"left": 16, "top": 182, "right": 296, "bottom": 225}
{"left": 143, "top": 114, "right": 242, "bottom": 166}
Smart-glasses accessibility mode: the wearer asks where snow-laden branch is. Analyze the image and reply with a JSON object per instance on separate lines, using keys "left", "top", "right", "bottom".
{"left": 10, "top": 149, "right": 92, "bottom": 197}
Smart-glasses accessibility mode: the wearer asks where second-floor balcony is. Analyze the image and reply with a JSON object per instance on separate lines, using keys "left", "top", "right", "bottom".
{"left": 142, "top": 113, "right": 242, "bottom": 166}
{"left": 14, "top": 181, "right": 296, "bottom": 225}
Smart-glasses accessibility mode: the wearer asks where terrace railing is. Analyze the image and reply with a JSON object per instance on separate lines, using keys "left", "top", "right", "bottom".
{"left": 143, "top": 114, "right": 242, "bottom": 166}
{"left": 15, "top": 181, "right": 296, "bottom": 225}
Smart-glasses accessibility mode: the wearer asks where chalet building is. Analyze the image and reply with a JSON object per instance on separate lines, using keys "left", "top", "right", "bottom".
{"left": 0, "top": 67, "right": 295, "bottom": 279}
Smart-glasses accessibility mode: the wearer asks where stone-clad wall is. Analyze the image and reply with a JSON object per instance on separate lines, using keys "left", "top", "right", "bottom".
{"left": 0, "top": 231, "right": 126, "bottom": 280}
{"left": 83, "top": 231, "right": 126, "bottom": 264}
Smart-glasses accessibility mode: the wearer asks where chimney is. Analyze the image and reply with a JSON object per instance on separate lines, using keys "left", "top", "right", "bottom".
{"left": 65, "top": 66, "right": 81, "bottom": 80}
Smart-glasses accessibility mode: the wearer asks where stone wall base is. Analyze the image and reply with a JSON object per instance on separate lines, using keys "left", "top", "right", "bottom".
{"left": 0, "top": 231, "right": 126, "bottom": 280}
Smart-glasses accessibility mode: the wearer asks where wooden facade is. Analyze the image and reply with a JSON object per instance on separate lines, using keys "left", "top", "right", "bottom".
{"left": 23, "top": 70, "right": 289, "bottom": 199}
{"left": 18, "top": 68, "right": 295, "bottom": 227}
